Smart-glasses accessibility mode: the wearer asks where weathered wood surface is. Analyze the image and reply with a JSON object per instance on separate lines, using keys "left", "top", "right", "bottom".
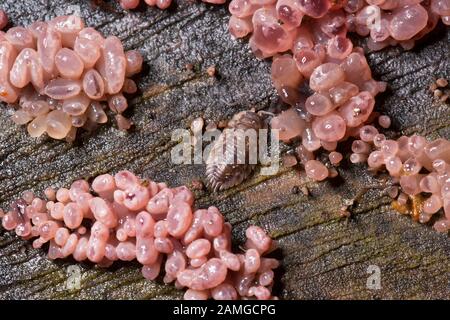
{"left": 0, "top": 0, "right": 449, "bottom": 300}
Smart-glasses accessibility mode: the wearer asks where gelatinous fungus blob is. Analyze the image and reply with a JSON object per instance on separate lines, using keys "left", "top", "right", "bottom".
{"left": 352, "top": 131, "right": 450, "bottom": 233}
{"left": 227, "top": 0, "right": 449, "bottom": 187}
{"left": 1, "top": 171, "right": 279, "bottom": 300}
{"left": 0, "top": 15, "right": 143, "bottom": 141}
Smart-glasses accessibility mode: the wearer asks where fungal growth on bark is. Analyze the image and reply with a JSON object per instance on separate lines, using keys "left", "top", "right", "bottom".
{"left": 270, "top": 51, "right": 386, "bottom": 180}
{"left": 0, "top": 171, "right": 279, "bottom": 300}
{"left": 226, "top": 0, "right": 449, "bottom": 181}
{"left": 0, "top": 10, "right": 7, "bottom": 30}
{"left": 228, "top": 0, "right": 450, "bottom": 52}
{"left": 118, "top": 0, "right": 226, "bottom": 10}
{"left": 0, "top": 15, "right": 143, "bottom": 141}
{"left": 349, "top": 130, "right": 450, "bottom": 232}
{"left": 0, "top": 0, "right": 448, "bottom": 301}
{"left": 225, "top": 0, "right": 449, "bottom": 231}
{"left": 430, "top": 77, "right": 449, "bottom": 102}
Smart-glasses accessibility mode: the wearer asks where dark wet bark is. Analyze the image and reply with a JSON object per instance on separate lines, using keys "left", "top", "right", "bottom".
{"left": 0, "top": 0, "right": 449, "bottom": 299}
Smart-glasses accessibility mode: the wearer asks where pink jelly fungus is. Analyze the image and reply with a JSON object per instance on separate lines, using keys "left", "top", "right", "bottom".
{"left": 329, "top": 151, "right": 343, "bottom": 165}
{"left": 1, "top": 172, "right": 279, "bottom": 300}
{"left": 356, "top": 131, "right": 450, "bottom": 231}
{"left": 0, "top": 15, "right": 143, "bottom": 140}
{"left": 0, "top": 10, "right": 8, "bottom": 30}
{"left": 270, "top": 108, "right": 306, "bottom": 142}
{"left": 226, "top": 0, "right": 425, "bottom": 186}
{"left": 233, "top": 0, "right": 450, "bottom": 231}
{"left": 305, "top": 159, "right": 329, "bottom": 181}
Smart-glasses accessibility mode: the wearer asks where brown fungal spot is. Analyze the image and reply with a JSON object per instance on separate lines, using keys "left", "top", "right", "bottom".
{"left": 434, "top": 89, "right": 443, "bottom": 98}
{"left": 207, "top": 65, "right": 216, "bottom": 77}
{"left": 391, "top": 200, "right": 409, "bottom": 215}
{"left": 436, "top": 78, "right": 448, "bottom": 88}
{"left": 410, "top": 194, "right": 425, "bottom": 222}
{"left": 185, "top": 63, "right": 194, "bottom": 71}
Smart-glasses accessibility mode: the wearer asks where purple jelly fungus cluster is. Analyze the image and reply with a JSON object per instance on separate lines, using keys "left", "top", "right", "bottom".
{"left": 0, "top": 15, "right": 143, "bottom": 141}
{"left": 0, "top": 171, "right": 279, "bottom": 300}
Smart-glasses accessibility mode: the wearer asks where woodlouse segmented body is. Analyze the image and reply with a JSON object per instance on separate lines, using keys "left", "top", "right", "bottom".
{"left": 206, "top": 110, "right": 266, "bottom": 192}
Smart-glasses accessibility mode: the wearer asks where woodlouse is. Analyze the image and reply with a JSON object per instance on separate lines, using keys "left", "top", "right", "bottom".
{"left": 205, "top": 110, "right": 267, "bottom": 192}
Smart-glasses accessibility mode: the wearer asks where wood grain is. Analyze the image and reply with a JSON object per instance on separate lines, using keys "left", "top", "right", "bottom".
{"left": 0, "top": 0, "right": 449, "bottom": 299}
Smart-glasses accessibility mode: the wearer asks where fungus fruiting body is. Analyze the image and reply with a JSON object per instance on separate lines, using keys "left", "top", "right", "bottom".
{"left": 0, "top": 15, "right": 143, "bottom": 140}
{"left": 0, "top": 10, "right": 7, "bottom": 30}
{"left": 227, "top": 0, "right": 449, "bottom": 181}
{"left": 1, "top": 171, "right": 279, "bottom": 300}
{"left": 226, "top": 0, "right": 450, "bottom": 230}
{"left": 352, "top": 131, "right": 450, "bottom": 232}
{"left": 0, "top": 0, "right": 448, "bottom": 302}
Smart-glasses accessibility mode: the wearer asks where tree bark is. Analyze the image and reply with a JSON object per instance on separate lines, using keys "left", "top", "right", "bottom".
{"left": 0, "top": 0, "right": 449, "bottom": 299}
